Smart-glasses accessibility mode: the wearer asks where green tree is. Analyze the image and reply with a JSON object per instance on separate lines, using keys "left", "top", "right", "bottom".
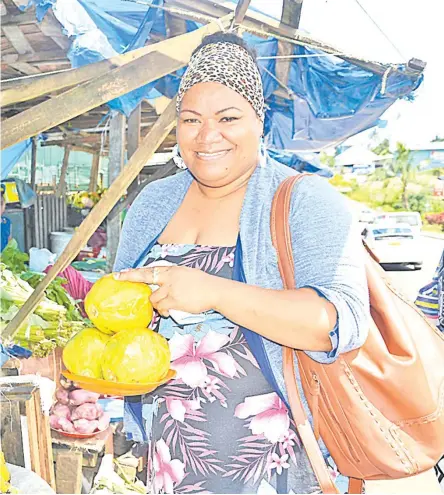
{"left": 390, "top": 142, "right": 416, "bottom": 210}
{"left": 320, "top": 151, "right": 336, "bottom": 168}
{"left": 372, "top": 138, "right": 391, "bottom": 156}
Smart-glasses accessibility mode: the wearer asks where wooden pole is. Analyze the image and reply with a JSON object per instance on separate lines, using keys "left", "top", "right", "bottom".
{"left": 233, "top": 0, "right": 252, "bottom": 24}
{"left": 88, "top": 153, "right": 100, "bottom": 192}
{"left": 56, "top": 146, "right": 71, "bottom": 196}
{"left": 3, "top": 99, "right": 177, "bottom": 342}
{"left": 30, "top": 136, "right": 37, "bottom": 191}
{"left": 275, "top": 0, "right": 304, "bottom": 91}
{"left": 127, "top": 105, "right": 141, "bottom": 160}
{"left": 106, "top": 112, "right": 126, "bottom": 271}
{"left": 0, "top": 15, "right": 232, "bottom": 124}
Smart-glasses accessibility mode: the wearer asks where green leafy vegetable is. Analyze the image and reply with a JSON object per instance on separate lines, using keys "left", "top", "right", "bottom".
{"left": 0, "top": 240, "right": 29, "bottom": 273}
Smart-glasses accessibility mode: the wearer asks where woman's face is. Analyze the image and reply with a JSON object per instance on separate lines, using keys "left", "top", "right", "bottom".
{"left": 177, "top": 82, "right": 263, "bottom": 188}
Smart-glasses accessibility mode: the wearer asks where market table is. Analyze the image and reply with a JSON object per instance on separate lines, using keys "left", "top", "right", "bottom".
{"left": 51, "top": 425, "right": 114, "bottom": 494}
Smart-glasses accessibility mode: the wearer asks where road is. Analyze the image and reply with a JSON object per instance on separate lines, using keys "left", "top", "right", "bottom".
{"left": 382, "top": 235, "right": 444, "bottom": 302}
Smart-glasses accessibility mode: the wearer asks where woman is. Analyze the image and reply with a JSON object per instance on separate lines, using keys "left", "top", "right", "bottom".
{"left": 114, "top": 34, "right": 369, "bottom": 494}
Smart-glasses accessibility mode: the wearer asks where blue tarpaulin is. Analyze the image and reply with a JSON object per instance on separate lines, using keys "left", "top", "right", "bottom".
{"left": 1, "top": 139, "right": 32, "bottom": 180}
{"left": 16, "top": 0, "right": 423, "bottom": 175}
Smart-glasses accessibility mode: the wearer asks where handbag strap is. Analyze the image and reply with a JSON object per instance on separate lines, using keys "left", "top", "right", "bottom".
{"left": 271, "top": 174, "right": 340, "bottom": 494}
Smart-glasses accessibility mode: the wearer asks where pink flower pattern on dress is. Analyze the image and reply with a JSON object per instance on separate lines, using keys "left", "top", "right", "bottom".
{"left": 153, "top": 439, "right": 185, "bottom": 493}
{"left": 169, "top": 331, "right": 237, "bottom": 388}
{"left": 166, "top": 397, "right": 201, "bottom": 423}
{"left": 234, "top": 393, "right": 290, "bottom": 443}
{"left": 269, "top": 453, "right": 290, "bottom": 475}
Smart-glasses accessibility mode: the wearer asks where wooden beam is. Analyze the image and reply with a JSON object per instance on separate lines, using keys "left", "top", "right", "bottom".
{"left": 2, "top": 25, "right": 34, "bottom": 54}
{"left": 3, "top": 99, "right": 177, "bottom": 342}
{"left": 55, "top": 146, "right": 71, "bottom": 196}
{"left": 9, "top": 62, "right": 40, "bottom": 75}
{"left": 2, "top": 0, "right": 22, "bottom": 15}
{"left": 1, "top": 16, "right": 232, "bottom": 149}
{"left": 281, "top": 0, "right": 303, "bottom": 28}
{"left": 0, "top": 15, "right": 232, "bottom": 108}
{"left": 127, "top": 105, "right": 141, "bottom": 159}
{"left": 1, "top": 10, "right": 36, "bottom": 25}
{"left": 88, "top": 153, "right": 100, "bottom": 192}
{"left": 233, "top": 0, "right": 252, "bottom": 24}
{"left": 107, "top": 112, "right": 126, "bottom": 270}
{"left": 30, "top": 136, "right": 37, "bottom": 190}
{"left": 39, "top": 12, "right": 71, "bottom": 51}
{"left": 2, "top": 49, "right": 68, "bottom": 64}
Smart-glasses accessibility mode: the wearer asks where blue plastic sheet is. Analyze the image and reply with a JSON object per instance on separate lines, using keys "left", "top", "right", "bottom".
{"left": 21, "top": 0, "right": 423, "bottom": 163}
{"left": 1, "top": 140, "right": 32, "bottom": 180}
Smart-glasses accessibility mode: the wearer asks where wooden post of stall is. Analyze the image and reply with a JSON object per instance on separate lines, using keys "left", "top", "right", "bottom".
{"left": 56, "top": 146, "right": 71, "bottom": 196}
{"left": 88, "top": 153, "right": 100, "bottom": 192}
{"left": 106, "top": 111, "right": 126, "bottom": 271}
{"left": 30, "top": 136, "right": 37, "bottom": 191}
{"left": 127, "top": 104, "right": 141, "bottom": 195}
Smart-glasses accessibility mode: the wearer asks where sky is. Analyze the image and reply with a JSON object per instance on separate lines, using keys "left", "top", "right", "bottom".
{"left": 249, "top": 0, "right": 444, "bottom": 147}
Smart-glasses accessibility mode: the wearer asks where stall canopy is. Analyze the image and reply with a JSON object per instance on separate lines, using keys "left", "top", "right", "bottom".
{"left": 35, "top": 0, "right": 423, "bottom": 144}
{"left": 3, "top": 0, "right": 424, "bottom": 176}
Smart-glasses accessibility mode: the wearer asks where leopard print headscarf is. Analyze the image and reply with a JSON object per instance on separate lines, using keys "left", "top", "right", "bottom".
{"left": 177, "top": 42, "right": 264, "bottom": 122}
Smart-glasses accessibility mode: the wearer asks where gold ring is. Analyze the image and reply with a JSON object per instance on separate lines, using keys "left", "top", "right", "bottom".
{"left": 153, "top": 267, "right": 159, "bottom": 285}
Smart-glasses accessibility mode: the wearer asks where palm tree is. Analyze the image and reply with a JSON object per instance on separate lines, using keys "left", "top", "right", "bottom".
{"left": 390, "top": 142, "right": 415, "bottom": 210}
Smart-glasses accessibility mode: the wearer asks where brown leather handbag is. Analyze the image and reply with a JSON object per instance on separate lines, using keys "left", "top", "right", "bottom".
{"left": 271, "top": 175, "right": 444, "bottom": 494}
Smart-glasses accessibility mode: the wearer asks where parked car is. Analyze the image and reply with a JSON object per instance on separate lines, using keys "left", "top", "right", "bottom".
{"left": 373, "top": 211, "right": 423, "bottom": 234}
{"left": 362, "top": 224, "right": 423, "bottom": 269}
{"left": 358, "top": 208, "right": 375, "bottom": 224}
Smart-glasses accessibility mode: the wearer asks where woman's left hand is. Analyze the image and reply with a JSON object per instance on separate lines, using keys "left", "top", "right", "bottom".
{"left": 114, "top": 265, "right": 222, "bottom": 317}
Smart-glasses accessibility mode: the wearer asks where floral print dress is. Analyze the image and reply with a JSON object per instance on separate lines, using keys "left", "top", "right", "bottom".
{"left": 141, "top": 244, "right": 324, "bottom": 494}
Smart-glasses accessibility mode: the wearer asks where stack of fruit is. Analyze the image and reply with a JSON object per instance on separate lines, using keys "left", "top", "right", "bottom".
{"left": 62, "top": 275, "right": 171, "bottom": 384}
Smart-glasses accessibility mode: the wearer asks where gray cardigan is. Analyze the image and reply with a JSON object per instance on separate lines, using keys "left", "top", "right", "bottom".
{"left": 115, "top": 159, "right": 369, "bottom": 452}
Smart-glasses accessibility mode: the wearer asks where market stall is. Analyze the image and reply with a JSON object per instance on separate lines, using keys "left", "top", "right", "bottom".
{"left": 0, "top": 0, "right": 427, "bottom": 493}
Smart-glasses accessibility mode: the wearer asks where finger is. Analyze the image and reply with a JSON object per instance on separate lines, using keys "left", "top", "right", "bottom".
{"left": 150, "top": 285, "right": 169, "bottom": 305}
{"left": 156, "top": 299, "right": 171, "bottom": 318}
{"left": 113, "top": 266, "right": 170, "bottom": 284}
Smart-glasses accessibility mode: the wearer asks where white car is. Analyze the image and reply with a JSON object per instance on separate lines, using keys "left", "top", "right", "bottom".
{"left": 362, "top": 224, "right": 423, "bottom": 269}
{"left": 373, "top": 212, "right": 422, "bottom": 235}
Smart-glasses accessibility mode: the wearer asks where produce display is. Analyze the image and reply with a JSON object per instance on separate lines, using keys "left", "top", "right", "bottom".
{"left": 0, "top": 263, "right": 85, "bottom": 357}
{"left": 0, "top": 451, "right": 11, "bottom": 494}
{"left": 67, "top": 190, "right": 106, "bottom": 210}
{"left": 50, "top": 387, "right": 110, "bottom": 435}
{"left": 63, "top": 276, "right": 171, "bottom": 385}
{"left": 84, "top": 274, "right": 153, "bottom": 334}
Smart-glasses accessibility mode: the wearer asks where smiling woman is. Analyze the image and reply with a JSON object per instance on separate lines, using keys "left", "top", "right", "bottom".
{"left": 114, "top": 33, "right": 371, "bottom": 494}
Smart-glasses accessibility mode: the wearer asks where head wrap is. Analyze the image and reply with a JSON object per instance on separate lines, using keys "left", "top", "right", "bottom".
{"left": 177, "top": 42, "right": 265, "bottom": 121}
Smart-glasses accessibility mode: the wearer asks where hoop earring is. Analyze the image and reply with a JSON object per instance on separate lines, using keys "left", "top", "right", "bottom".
{"left": 259, "top": 138, "right": 267, "bottom": 168}
{"left": 172, "top": 144, "right": 187, "bottom": 170}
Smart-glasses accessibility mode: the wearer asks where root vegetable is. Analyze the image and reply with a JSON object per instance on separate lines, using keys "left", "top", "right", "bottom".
{"left": 56, "top": 388, "right": 69, "bottom": 405}
{"left": 97, "top": 412, "right": 110, "bottom": 431}
{"left": 73, "top": 419, "right": 99, "bottom": 434}
{"left": 49, "top": 415, "right": 61, "bottom": 429}
{"left": 69, "top": 389, "right": 100, "bottom": 405}
{"left": 51, "top": 403, "right": 71, "bottom": 420}
{"left": 71, "top": 402, "right": 102, "bottom": 421}
{"left": 58, "top": 417, "right": 75, "bottom": 433}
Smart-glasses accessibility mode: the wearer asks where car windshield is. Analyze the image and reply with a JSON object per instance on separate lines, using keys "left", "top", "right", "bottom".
{"left": 372, "top": 227, "right": 414, "bottom": 239}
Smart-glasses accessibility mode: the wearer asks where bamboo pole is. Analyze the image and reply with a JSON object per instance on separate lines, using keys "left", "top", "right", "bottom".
{"left": 2, "top": 99, "right": 177, "bottom": 342}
